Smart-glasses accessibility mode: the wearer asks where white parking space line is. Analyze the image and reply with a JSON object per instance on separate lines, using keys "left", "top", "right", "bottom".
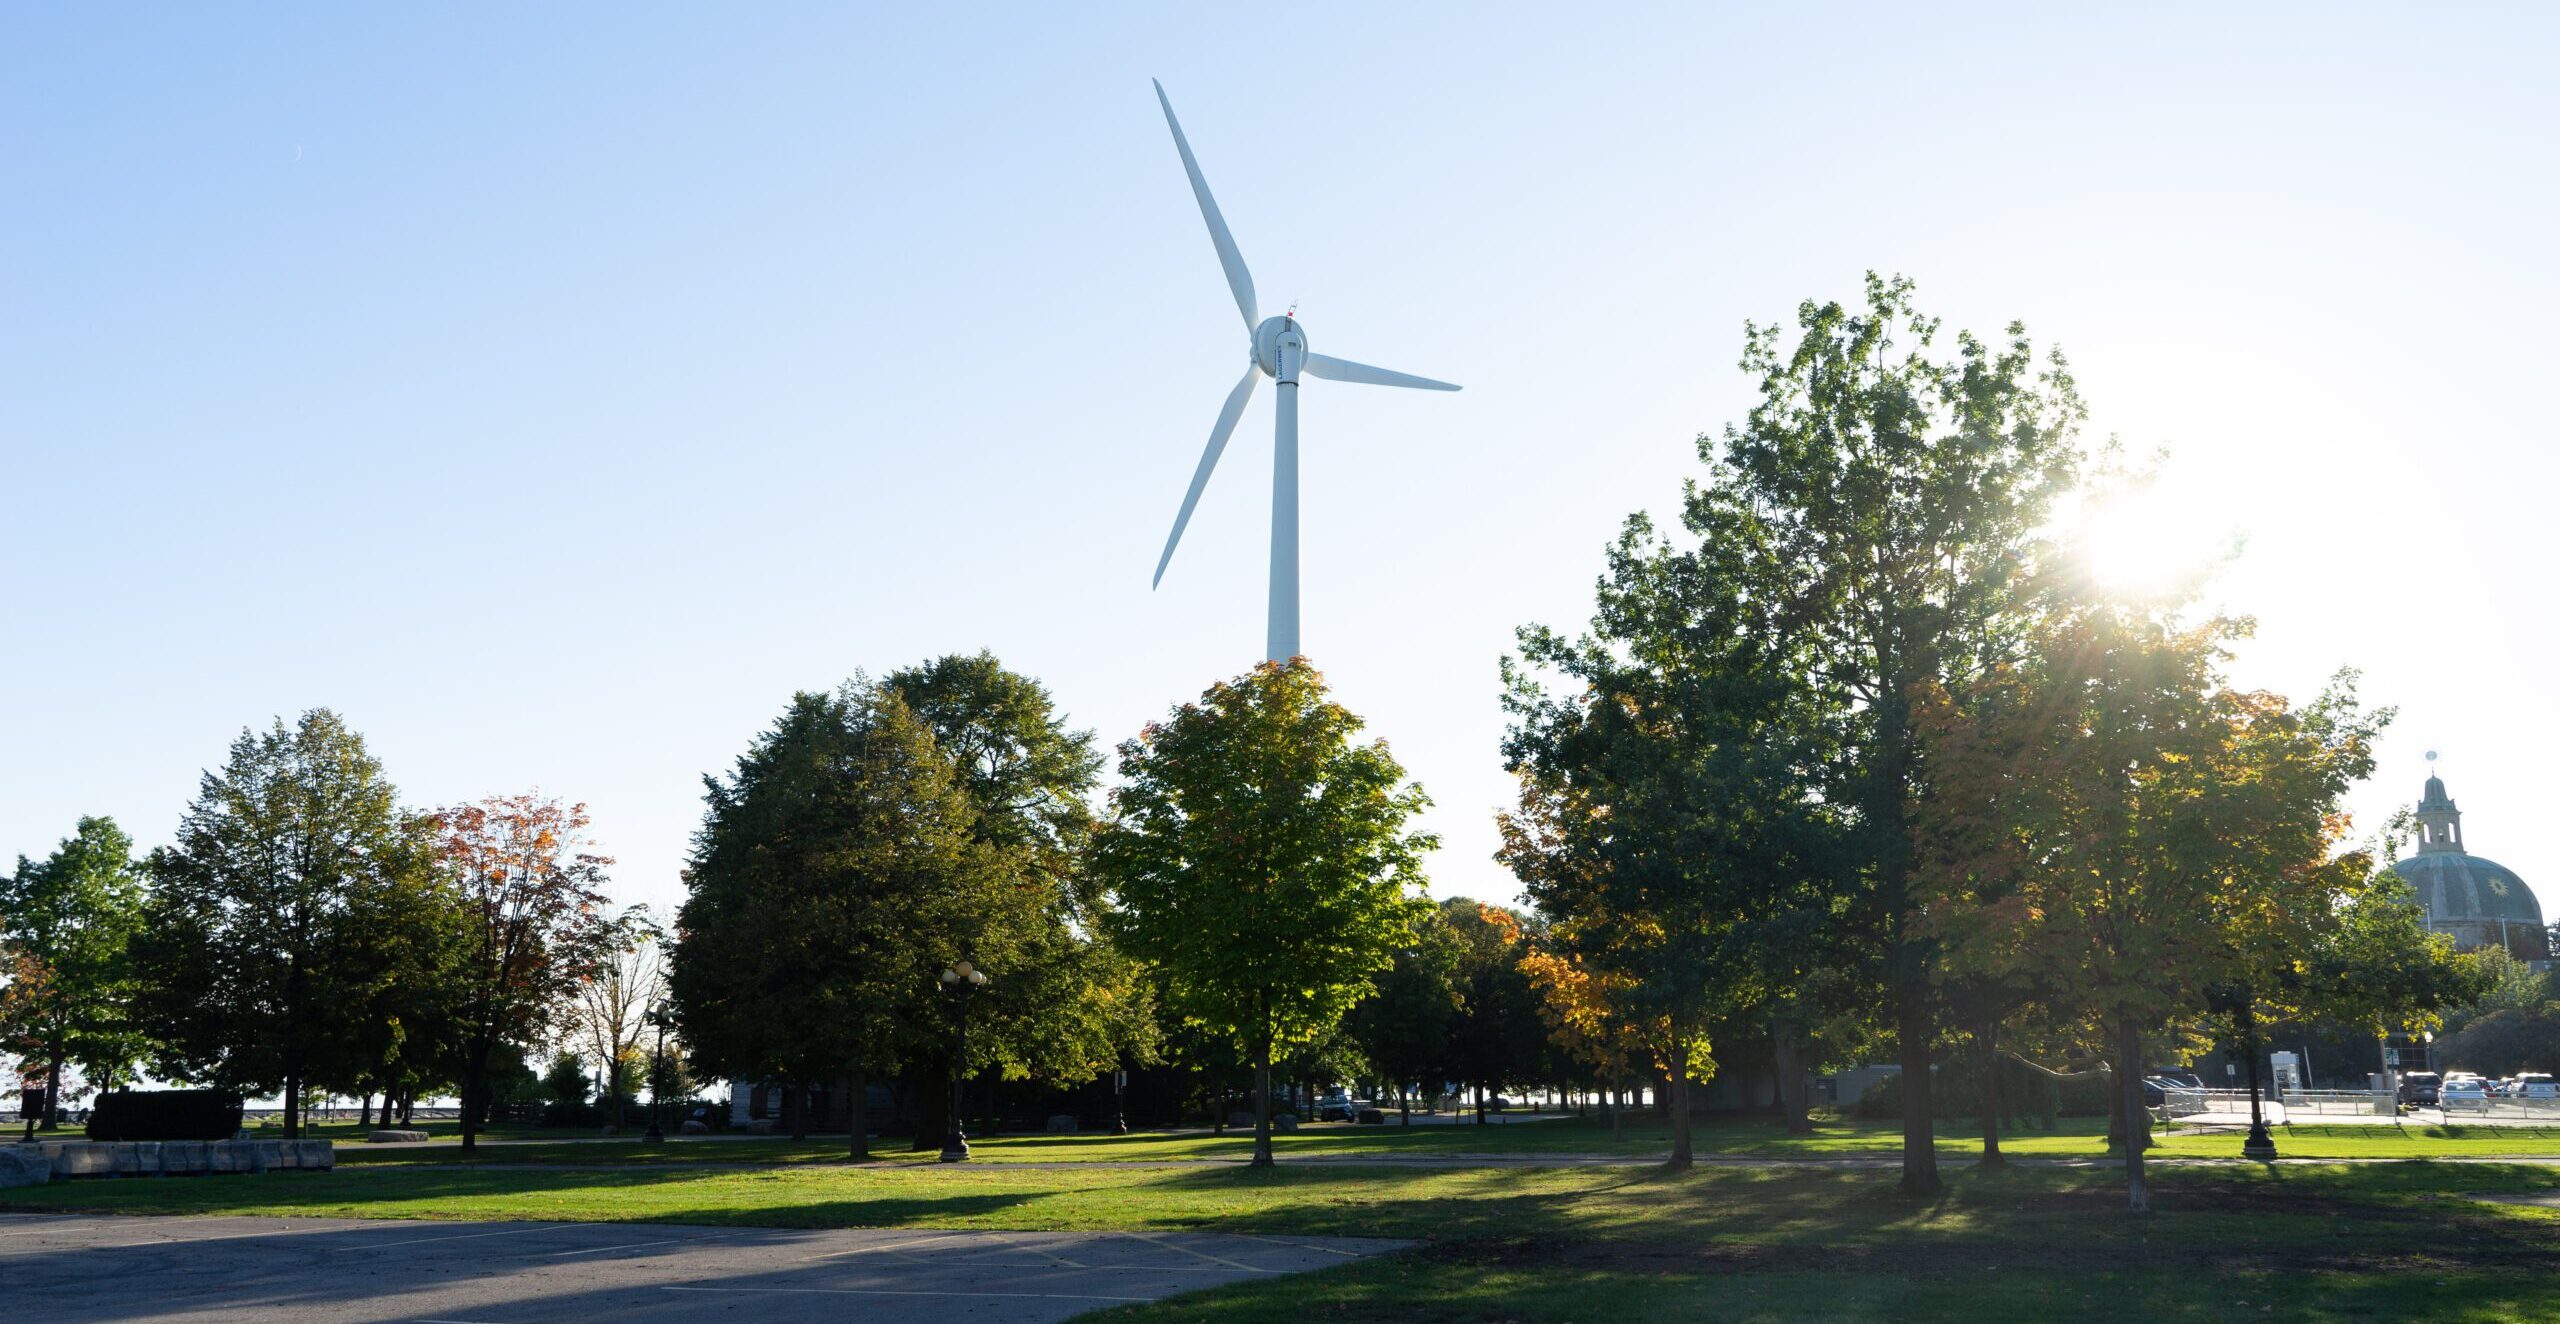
{"left": 544, "top": 1236, "right": 699, "bottom": 1257}
{"left": 801, "top": 1232, "right": 978, "bottom": 1261}
{"left": 1108, "top": 1230, "right": 1278, "bottom": 1273}
{"left": 664, "top": 1283, "right": 1152, "bottom": 1303}
{"left": 336, "top": 1224, "right": 562, "bottom": 1251}
{"left": 1001, "top": 1233, "right": 1089, "bottom": 1268}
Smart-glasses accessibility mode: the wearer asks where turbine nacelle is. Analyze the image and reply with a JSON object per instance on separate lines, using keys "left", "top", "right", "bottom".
{"left": 1252, "top": 316, "right": 1307, "bottom": 381}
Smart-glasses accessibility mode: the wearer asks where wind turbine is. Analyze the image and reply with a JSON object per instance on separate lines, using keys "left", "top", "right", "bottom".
{"left": 1148, "top": 79, "right": 1460, "bottom": 663}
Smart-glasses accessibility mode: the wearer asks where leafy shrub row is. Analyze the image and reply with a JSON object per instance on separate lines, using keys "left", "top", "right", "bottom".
{"left": 86, "top": 1089, "right": 244, "bottom": 1141}
{"left": 1850, "top": 1060, "right": 2112, "bottom": 1123}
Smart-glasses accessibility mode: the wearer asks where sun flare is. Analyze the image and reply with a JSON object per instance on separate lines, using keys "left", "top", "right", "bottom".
{"left": 2071, "top": 489, "right": 2236, "bottom": 599}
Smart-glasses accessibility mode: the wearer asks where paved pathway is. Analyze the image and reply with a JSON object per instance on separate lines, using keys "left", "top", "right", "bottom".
{"left": 0, "top": 1213, "right": 1401, "bottom": 1324}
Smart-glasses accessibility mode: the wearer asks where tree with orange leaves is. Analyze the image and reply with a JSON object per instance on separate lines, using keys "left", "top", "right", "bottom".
{"left": 435, "top": 794, "right": 614, "bottom": 1153}
{"left": 1516, "top": 933, "right": 1662, "bottom": 1139}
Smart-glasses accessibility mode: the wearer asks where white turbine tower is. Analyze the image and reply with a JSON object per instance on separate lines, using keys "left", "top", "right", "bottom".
{"left": 1148, "top": 79, "right": 1460, "bottom": 663}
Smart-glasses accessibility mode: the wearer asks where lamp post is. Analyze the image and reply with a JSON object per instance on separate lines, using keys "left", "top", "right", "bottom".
{"left": 643, "top": 1002, "right": 671, "bottom": 1144}
{"left": 939, "top": 961, "right": 988, "bottom": 1162}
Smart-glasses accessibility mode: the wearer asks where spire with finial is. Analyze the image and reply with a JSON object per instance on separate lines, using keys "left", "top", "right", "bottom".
{"left": 2417, "top": 750, "right": 2464, "bottom": 854}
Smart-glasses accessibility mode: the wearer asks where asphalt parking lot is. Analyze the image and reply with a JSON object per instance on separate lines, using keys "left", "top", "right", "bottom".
{"left": 0, "top": 1212, "right": 1403, "bottom": 1323}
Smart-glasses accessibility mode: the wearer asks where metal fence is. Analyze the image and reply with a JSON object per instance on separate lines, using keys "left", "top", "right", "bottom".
{"left": 2157, "top": 1087, "right": 2393, "bottom": 1122}
{"left": 2440, "top": 1095, "right": 2560, "bottom": 1119}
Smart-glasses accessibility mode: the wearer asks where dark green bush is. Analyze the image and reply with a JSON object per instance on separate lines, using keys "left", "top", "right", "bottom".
{"left": 85, "top": 1089, "right": 244, "bottom": 1141}
{"left": 1851, "top": 1059, "right": 2107, "bottom": 1124}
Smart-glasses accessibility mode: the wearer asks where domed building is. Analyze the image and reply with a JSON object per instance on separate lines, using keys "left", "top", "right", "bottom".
{"left": 2387, "top": 767, "right": 2547, "bottom": 966}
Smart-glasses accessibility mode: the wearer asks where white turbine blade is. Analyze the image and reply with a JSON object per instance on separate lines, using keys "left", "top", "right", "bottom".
{"left": 1153, "top": 79, "right": 1257, "bottom": 330}
{"left": 1302, "top": 353, "right": 1461, "bottom": 392}
{"left": 1154, "top": 365, "right": 1261, "bottom": 588}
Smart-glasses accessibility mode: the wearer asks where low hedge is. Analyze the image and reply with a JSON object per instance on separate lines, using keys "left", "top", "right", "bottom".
{"left": 85, "top": 1089, "right": 245, "bottom": 1141}
{"left": 1851, "top": 1060, "right": 2111, "bottom": 1124}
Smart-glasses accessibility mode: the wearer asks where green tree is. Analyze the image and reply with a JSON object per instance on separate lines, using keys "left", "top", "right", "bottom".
{"left": 1346, "top": 904, "right": 1463, "bottom": 1123}
{"left": 136, "top": 711, "right": 437, "bottom": 1137}
{"left": 1502, "top": 514, "right": 1836, "bottom": 1166}
{"left": 887, "top": 653, "right": 1158, "bottom": 1144}
{"left": 674, "top": 682, "right": 1030, "bottom": 1157}
{"left": 328, "top": 862, "right": 474, "bottom": 1127}
{"left": 2294, "top": 877, "right": 2484, "bottom": 1067}
{"left": 1095, "top": 660, "right": 1434, "bottom": 1166}
{"left": 1666, "top": 273, "right": 2085, "bottom": 1194}
{"left": 540, "top": 1049, "right": 590, "bottom": 1110}
{"left": 0, "top": 817, "right": 148, "bottom": 1127}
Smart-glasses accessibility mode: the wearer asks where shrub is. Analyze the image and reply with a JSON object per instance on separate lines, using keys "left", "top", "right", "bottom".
{"left": 1851, "top": 1059, "right": 2105, "bottom": 1124}
{"left": 85, "top": 1089, "right": 245, "bottom": 1141}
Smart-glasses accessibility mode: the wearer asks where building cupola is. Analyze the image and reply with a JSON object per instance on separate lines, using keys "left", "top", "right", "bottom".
{"left": 2417, "top": 750, "right": 2464, "bottom": 855}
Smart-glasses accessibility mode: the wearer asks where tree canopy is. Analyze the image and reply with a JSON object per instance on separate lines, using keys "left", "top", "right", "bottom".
{"left": 1096, "top": 659, "right": 1434, "bottom": 1165}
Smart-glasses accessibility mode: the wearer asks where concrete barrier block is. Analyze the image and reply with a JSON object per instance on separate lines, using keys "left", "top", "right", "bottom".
{"left": 51, "top": 1144, "right": 115, "bottom": 1177}
{"left": 293, "top": 1140, "right": 334, "bottom": 1170}
{"left": 159, "top": 1142, "right": 209, "bottom": 1174}
{"left": 366, "top": 1130, "right": 430, "bottom": 1143}
{"left": 0, "top": 1148, "right": 49, "bottom": 1188}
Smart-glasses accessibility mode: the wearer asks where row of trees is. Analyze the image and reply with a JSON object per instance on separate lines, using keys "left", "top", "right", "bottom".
{"left": 666, "top": 654, "right": 1578, "bottom": 1165}
{"left": 0, "top": 712, "right": 662, "bottom": 1147}
{"left": 5, "top": 279, "right": 2488, "bottom": 1205}
{"left": 1496, "top": 274, "right": 2472, "bottom": 1208}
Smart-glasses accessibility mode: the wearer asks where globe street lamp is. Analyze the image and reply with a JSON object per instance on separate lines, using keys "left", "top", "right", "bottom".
{"left": 939, "top": 961, "right": 989, "bottom": 1162}
{"left": 643, "top": 1002, "right": 672, "bottom": 1144}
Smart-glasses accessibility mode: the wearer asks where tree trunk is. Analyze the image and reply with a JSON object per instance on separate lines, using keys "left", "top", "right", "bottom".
{"left": 2117, "top": 1016, "right": 2150, "bottom": 1212}
{"left": 1772, "top": 1019, "right": 1812, "bottom": 1136}
{"left": 1667, "top": 1041, "right": 1694, "bottom": 1169}
{"left": 460, "top": 1037, "right": 491, "bottom": 1154}
{"left": 1474, "top": 1084, "right": 1486, "bottom": 1126}
{"left": 358, "top": 1092, "right": 374, "bottom": 1128}
{"left": 847, "top": 1063, "right": 869, "bottom": 1161}
{"left": 283, "top": 1068, "right": 301, "bottom": 1141}
{"left": 1976, "top": 1011, "right": 2004, "bottom": 1169}
{"left": 1397, "top": 1081, "right": 1410, "bottom": 1126}
{"left": 40, "top": 1044, "right": 62, "bottom": 1131}
{"left": 783, "top": 1077, "right": 807, "bottom": 1141}
{"left": 1894, "top": 984, "right": 1938, "bottom": 1195}
{"left": 1250, "top": 1038, "right": 1275, "bottom": 1167}
{"left": 1609, "top": 1079, "right": 1624, "bottom": 1142}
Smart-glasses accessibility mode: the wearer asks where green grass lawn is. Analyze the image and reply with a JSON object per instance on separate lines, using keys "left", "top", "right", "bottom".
{"left": 324, "top": 1112, "right": 2560, "bottom": 1167}
{"left": 8, "top": 1155, "right": 2560, "bottom": 1320}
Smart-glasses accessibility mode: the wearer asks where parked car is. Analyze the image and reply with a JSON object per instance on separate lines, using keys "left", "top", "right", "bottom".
{"left": 2442, "top": 1080, "right": 2490, "bottom": 1111}
{"left": 2399, "top": 1072, "right": 2441, "bottom": 1106}
{"left": 2518, "top": 1074, "right": 2559, "bottom": 1100}
{"left": 2140, "top": 1076, "right": 2199, "bottom": 1107}
{"left": 1315, "top": 1093, "right": 1357, "bottom": 1122}
{"left": 2151, "top": 1068, "right": 2206, "bottom": 1091}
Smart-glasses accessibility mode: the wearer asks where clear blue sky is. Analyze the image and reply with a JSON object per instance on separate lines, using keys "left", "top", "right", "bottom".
{"left": 7, "top": 4, "right": 2556, "bottom": 922}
